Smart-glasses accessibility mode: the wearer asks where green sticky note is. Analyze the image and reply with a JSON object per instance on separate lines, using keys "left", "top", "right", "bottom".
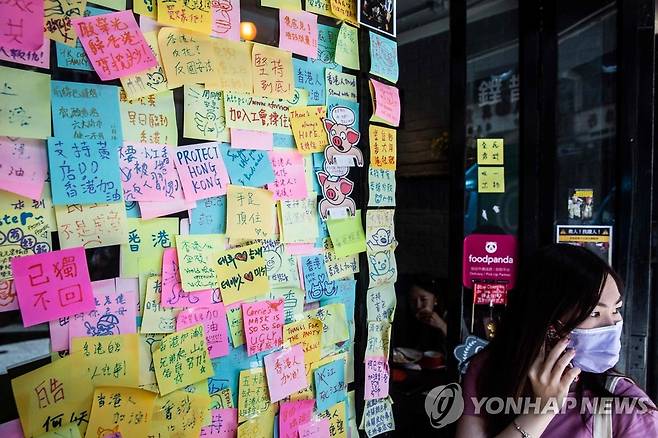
{"left": 335, "top": 22, "right": 360, "bottom": 70}
{"left": 326, "top": 211, "right": 367, "bottom": 258}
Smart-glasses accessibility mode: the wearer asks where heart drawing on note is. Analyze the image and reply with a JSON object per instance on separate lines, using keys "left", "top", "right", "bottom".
{"left": 235, "top": 251, "right": 248, "bottom": 262}
{"left": 244, "top": 272, "right": 254, "bottom": 282}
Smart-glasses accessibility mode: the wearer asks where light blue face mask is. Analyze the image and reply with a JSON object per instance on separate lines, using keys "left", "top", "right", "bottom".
{"left": 568, "top": 321, "right": 623, "bottom": 373}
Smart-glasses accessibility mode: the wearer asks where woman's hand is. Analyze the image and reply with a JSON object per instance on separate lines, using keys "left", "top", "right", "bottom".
{"left": 416, "top": 310, "right": 447, "bottom": 334}
{"left": 528, "top": 336, "right": 581, "bottom": 409}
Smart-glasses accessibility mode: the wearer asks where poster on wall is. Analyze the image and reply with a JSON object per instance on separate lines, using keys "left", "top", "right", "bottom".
{"left": 358, "top": 0, "right": 397, "bottom": 37}
{"left": 567, "top": 188, "right": 594, "bottom": 221}
{"left": 556, "top": 225, "right": 613, "bottom": 265}
{"left": 462, "top": 234, "right": 518, "bottom": 289}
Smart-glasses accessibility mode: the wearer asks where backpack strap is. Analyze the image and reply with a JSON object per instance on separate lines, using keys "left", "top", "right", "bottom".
{"left": 592, "top": 376, "right": 630, "bottom": 438}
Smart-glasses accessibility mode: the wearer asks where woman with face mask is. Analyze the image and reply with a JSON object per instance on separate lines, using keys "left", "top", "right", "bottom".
{"left": 456, "top": 244, "right": 658, "bottom": 437}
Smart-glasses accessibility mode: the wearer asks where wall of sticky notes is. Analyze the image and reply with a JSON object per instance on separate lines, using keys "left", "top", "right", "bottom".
{"left": 0, "top": 0, "right": 399, "bottom": 437}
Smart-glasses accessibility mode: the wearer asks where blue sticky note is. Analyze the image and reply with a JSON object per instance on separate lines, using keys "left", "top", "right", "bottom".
{"left": 322, "top": 279, "right": 357, "bottom": 323}
{"left": 273, "top": 414, "right": 279, "bottom": 438}
{"left": 210, "top": 345, "right": 274, "bottom": 407}
{"left": 301, "top": 254, "right": 339, "bottom": 302}
{"left": 190, "top": 195, "right": 226, "bottom": 234}
{"left": 314, "top": 359, "right": 346, "bottom": 412}
{"left": 293, "top": 58, "right": 326, "bottom": 106}
{"left": 311, "top": 24, "right": 342, "bottom": 72}
{"left": 315, "top": 206, "right": 329, "bottom": 247}
{"left": 327, "top": 96, "right": 360, "bottom": 132}
{"left": 369, "top": 31, "right": 399, "bottom": 83}
{"left": 55, "top": 6, "right": 107, "bottom": 71}
{"left": 273, "top": 134, "right": 296, "bottom": 149}
{"left": 51, "top": 81, "right": 122, "bottom": 142}
{"left": 220, "top": 144, "right": 275, "bottom": 187}
{"left": 48, "top": 137, "right": 122, "bottom": 205}
{"left": 125, "top": 201, "right": 141, "bottom": 218}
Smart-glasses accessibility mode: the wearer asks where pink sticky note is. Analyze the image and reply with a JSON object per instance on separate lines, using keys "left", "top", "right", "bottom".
{"left": 264, "top": 344, "right": 307, "bottom": 402}
{"left": 230, "top": 128, "right": 273, "bottom": 151}
{"left": 211, "top": 0, "right": 241, "bottom": 41}
{"left": 0, "top": 36, "right": 50, "bottom": 69}
{"left": 286, "top": 243, "right": 321, "bottom": 256}
{"left": 279, "top": 9, "right": 318, "bottom": 59}
{"left": 49, "top": 317, "right": 69, "bottom": 351}
{"left": 200, "top": 408, "right": 238, "bottom": 438}
{"left": 242, "top": 299, "right": 284, "bottom": 356}
{"left": 174, "top": 143, "right": 230, "bottom": 201}
{"left": 0, "top": 418, "right": 24, "bottom": 437}
{"left": 139, "top": 199, "right": 197, "bottom": 219}
{"left": 68, "top": 280, "right": 137, "bottom": 349}
{"left": 371, "top": 79, "right": 400, "bottom": 127}
{"left": 72, "top": 10, "right": 157, "bottom": 80}
{"left": 267, "top": 150, "right": 308, "bottom": 201}
{"left": 119, "top": 143, "right": 184, "bottom": 202}
{"left": 176, "top": 304, "right": 230, "bottom": 358}
{"left": 298, "top": 419, "right": 330, "bottom": 438}
{"left": 0, "top": 137, "right": 48, "bottom": 200}
{"left": 279, "top": 399, "right": 314, "bottom": 438}
{"left": 161, "top": 248, "right": 220, "bottom": 308}
{"left": 11, "top": 247, "right": 94, "bottom": 327}
{"left": 364, "top": 356, "right": 390, "bottom": 400}
{"left": 0, "top": 0, "right": 45, "bottom": 50}
{"left": 0, "top": 279, "right": 19, "bottom": 313}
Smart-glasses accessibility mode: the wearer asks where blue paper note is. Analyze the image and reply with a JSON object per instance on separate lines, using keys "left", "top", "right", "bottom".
{"left": 301, "top": 254, "right": 338, "bottom": 302}
{"left": 47, "top": 137, "right": 122, "bottom": 205}
{"left": 311, "top": 24, "right": 342, "bottom": 72}
{"left": 55, "top": 6, "right": 107, "bottom": 71}
{"left": 326, "top": 96, "right": 360, "bottom": 132}
{"left": 314, "top": 359, "right": 346, "bottom": 412}
{"left": 315, "top": 205, "right": 329, "bottom": 247}
{"left": 293, "top": 58, "right": 326, "bottom": 106}
{"left": 220, "top": 144, "right": 275, "bottom": 187}
{"left": 369, "top": 31, "right": 399, "bottom": 83}
{"left": 322, "top": 279, "right": 356, "bottom": 322}
{"left": 125, "top": 201, "right": 141, "bottom": 218}
{"left": 190, "top": 195, "right": 226, "bottom": 234}
{"left": 273, "top": 134, "right": 296, "bottom": 149}
{"left": 51, "top": 81, "right": 122, "bottom": 142}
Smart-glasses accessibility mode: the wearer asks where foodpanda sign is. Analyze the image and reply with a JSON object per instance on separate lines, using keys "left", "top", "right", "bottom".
{"left": 462, "top": 234, "right": 518, "bottom": 289}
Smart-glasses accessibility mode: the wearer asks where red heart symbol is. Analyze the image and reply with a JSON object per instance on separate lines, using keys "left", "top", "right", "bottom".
{"left": 244, "top": 271, "right": 254, "bottom": 282}
{"left": 235, "top": 251, "right": 248, "bottom": 262}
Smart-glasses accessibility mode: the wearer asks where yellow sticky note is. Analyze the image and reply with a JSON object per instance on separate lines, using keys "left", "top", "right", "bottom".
{"left": 290, "top": 105, "right": 328, "bottom": 154}
{"left": 176, "top": 234, "right": 226, "bottom": 291}
{"left": 44, "top": 0, "right": 87, "bottom": 46}
{"left": 70, "top": 333, "right": 140, "bottom": 388}
{"left": 318, "top": 401, "right": 347, "bottom": 438}
{"left": 214, "top": 242, "right": 269, "bottom": 305}
{"left": 237, "top": 403, "right": 275, "bottom": 438}
{"left": 330, "top": 0, "right": 357, "bottom": 26}
{"left": 89, "top": 0, "right": 124, "bottom": 10}
{"left": 226, "top": 185, "right": 275, "bottom": 240}
{"left": 335, "top": 22, "right": 360, "bottom": 70}
{"left": 369, "top": 124, "right": 397, "bottom": 170}
{"left": 141, "top": 275, "right": 180, "bottom": 334}
{"left": 326, "top": 212, "right": 367, "bottom": 258}
{"left": 477, "top": 166, "right": 505, "bottom": 193}
{"left": 183, "top": 84, "right": 231, "bottom": 142}
{"left": 55, "top": 202, "right": 128, "bottom": 249}
{"left": 323, "top": 237, "right": 359, "bottom": 280}
{"left": 261, "top": 0, "right": 300, "bottom": 9}
{"left": 279, "top": 197, "right": 319, "bottom": 243}
{"left": 35, "top": 423, "right": 81, "bottom": 438}
{"left": 0, "top": 66, "right": 51, "bottom": 139}
{"left": 306, "top": 0, "right": 335, "bottom": 18}
{"left": 284, "top": 318, "right": 323, "bottom": 364}
{"left": 138, "top": 333, "right": 163, "bottom": 392}
{"left": 134, "top": 0, "right": 157, "bottom": 17}
{"left": 120, "top": 31, "right": 169, "bottom": 100}
{"left": 223, "top": 89, "right": 307, "bottom": 135}
{"left": 157, "top": 0, "right": 211, "bottom": 33}
{"left": 121, "top": 217, "right": 179, "bottom": 277}
{"left": 304, "top": 303, "right": 349, "bottom": 345}
{"left": 12, "top": 355, "right": 93, "bottom": 437}
{"left": 153, "top": 324, "right": 214, "bottom": 395}
{"left": 159, "top": 27, "right": 218, "bottom": 89}
{"left": 477, "top": 138, "right": 504, "bottom": 165}
{"left": 226, "top": 303, "right": 246, "bottom": 347}
{"left": 148, "top": 390, "right": 211, "bottom": 437}
{"left": 210, "top": 387, "right": 234, "bottom": 409}
{"left": 252, "top": 43, "right": 294, "bottom": 100}
{"left": 119, "top": 90, "right": 178, "bottom": 146}
{"left": 86, "top": 386, "right": 157, "bottom": 438}
{"left": 209, "top": 39, "right": 253, "bottom": 94}
{"left": 365, "top": 320, "right": 391, "bottom": 358}
{"left": 237, "top": 368, "right": 270, "bottom": 422}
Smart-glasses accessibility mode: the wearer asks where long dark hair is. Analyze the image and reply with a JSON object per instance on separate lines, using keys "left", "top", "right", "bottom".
{"left": 474, "top": 243, "right": 625, "bottom": 435}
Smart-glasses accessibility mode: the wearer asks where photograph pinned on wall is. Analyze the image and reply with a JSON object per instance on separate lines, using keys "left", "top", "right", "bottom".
{"left": 358, "top": 0, "right": 396, "bottom": 37}
{"left": 567, "top": 188, "right": 594, "bottom": 221}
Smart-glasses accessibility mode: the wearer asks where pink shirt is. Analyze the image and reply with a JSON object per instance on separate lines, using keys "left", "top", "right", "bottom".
{"left": 462, "top": 352, "right": 658, "bottom": 437}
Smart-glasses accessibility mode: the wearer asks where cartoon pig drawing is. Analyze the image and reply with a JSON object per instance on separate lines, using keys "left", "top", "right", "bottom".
{"left": 323, "top": 107, "right": 364, "bottom": 167}
{"left": 317, "top": 171, "right": 356, "bottom": 220}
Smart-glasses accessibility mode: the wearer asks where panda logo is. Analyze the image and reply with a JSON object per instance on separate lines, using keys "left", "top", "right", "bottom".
{"left": 485, "top": 241, "right": 498, "bottom": 254}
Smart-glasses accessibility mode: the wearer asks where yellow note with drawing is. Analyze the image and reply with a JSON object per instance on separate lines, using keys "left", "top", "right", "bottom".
{"left": 157, "top": 0, "right": 211, "bottom": 34}
{"left": 214, "top": 242, "right": 269, "bottom": 305}
{"left": 86, "top": 386, "right": 157, "bottom": 438}
{"left": 0, "top": 66, "right": 51, "bottom": 139}
{"left": 176, "top": 234, "right": 226, "bottom": 292}
{"left": 120, "top": 31, "right": 169, "bottom": 100}
{"left": 183, "top": 84, "right": 230, "bottom": 142}
{"left": 35, "top": 423, "right": 82, "bottom": 438}
{"left": 141, "top": 275, "right": 180, "bottom": 334}
{"left": 71, "top": 333, "right": 140, "bottom": 388}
